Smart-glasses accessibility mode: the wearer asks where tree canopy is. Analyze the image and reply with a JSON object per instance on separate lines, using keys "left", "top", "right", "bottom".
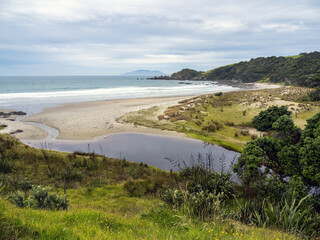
{"left": 233, "top": 110, "right": 320, "bottom": 212}
{"left": 170, "top": 52, "right": 320, "bottom": 88}
{"left": 252, "top": 106, "right": 292, "bottom": 131}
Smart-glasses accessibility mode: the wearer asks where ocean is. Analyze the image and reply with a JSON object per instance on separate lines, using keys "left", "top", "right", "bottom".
{"left": 0, "top": 76, "right": 239, "bottom": 114}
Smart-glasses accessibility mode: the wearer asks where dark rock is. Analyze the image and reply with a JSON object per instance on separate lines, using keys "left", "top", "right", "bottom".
{"left": 10, "top": 129, "right": 23, "bottom": 134}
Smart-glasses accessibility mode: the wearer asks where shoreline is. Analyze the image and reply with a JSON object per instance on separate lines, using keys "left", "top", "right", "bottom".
{"left": 0, "top": 82, "right": 280, "bottom": 141}
{"left": 21, "top": 96, "right": 190, "bottom": 140}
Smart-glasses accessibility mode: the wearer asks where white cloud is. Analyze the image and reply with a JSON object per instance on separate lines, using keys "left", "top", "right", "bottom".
{"left": 0, "top": 0, "right": 319, "bottom": 75}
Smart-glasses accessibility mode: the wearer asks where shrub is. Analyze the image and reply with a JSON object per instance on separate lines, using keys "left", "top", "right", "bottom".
{"left": 11, "top": 185, "right": 68, "bottom": 210}
{"left": 163, "top": 153, "right": 235, "bottom": 220}
{"left": 234, "top": 111, "right": 320, "bottom": 214}
{"left": 302, "top": 88, "right": 320, "bottom": 101}
{"left": 157, "top": 115, "right": 165, "bottom": 120}
{"left": 63, "top": 166, "right": 83, "bottom": 183}
{"left": 207, "top": 124, "right": 216, "bottom": 132}
{"left": 240, "top": 129, "right": 249, "bottom": 136}
{"left": 0, "top": 157, "right": 14, "bottom": 174}
{"left": 252, "top": 106, "right": 291, "bottom": 131}
{"left": 194, "top": 120, "right": 202, "bottom": 126}
{"left": 251, "top": 134, "right": 258, "bottom": 140}
{"left": 242, "top": 110, "right": 247, "bottom": 116}
{"left": 225, "top": 121, "right": 234, "bottom": 126}
{"left": 18, "top": 179, "right": 33, "bottom": 193}
{"left": 234, "top": 196, "right": 320, "bottom": 238}
{"left": 124, "top": 173, "right": 173, "bottom": 197}
{"left": 215, "top": 92, "right": 223, "bottom": 96}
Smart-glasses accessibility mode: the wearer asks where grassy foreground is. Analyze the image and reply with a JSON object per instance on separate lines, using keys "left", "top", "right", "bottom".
{"left": 0, "top": 187, "right": 299, "bottom": 240}
{"left": 0, "top": 134, "right": 301, "bottom": 239}
{"left": 118, "top": 86, "right": 319, "bottom": 152}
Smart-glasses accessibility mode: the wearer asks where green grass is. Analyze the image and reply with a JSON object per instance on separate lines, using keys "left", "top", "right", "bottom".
{"left": 286, "top": 55, "right": 302, "bottom": 59}
{"left": 0, "top": 189, "right": 300, "bottom": 240}
{"left": 0, "top": 134, "right": 306, "bottom": 239}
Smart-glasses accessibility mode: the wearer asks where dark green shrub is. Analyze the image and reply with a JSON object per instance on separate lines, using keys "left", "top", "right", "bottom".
{"left": 63, "top": 167, "right": 83, "bottom": 183}
{"left": 234, "top": 196, "right": 320, "bottom": 238}
{"left": 11, "top": 185, "right": 68, "bottom": 210}
{"left": 302, "top": 88, "right": 320, "bottom": 101}
{"left": 208, "top": 124, "right": 216, "bottom": 132}
{"left": 252, "top": 106, "right": 291, "bottom": 131}
{"left": 225, "top": 121, "right": 234, "bottom": 126}
{"left": 240, "top": 130, "right": 249, "bottom": 136}
{"left": 18, "top": 179, "right": 33, "bottom": 193}
{"left": 194, "top": 120, "right": 202, "bottom": 126}
{"left": 163, "top": 153, "right": 235, "bottom": 220}
{"left": 234, "top": 111, "right": 320, "bottom": 215}
{"left": 215, "top": 92, "right": 223, "bottom": 96}
{"left": 0, "top": 157, "right": 14, "bottom": 174}
{"left": 124, "top": 174, "right": 171, "bottom": 197}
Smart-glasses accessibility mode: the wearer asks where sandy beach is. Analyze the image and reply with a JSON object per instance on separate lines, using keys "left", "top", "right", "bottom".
{"left": 0, "top": 109, "right": 48, "bottom": 139}
{"left": 19, "top": 96, "right": 189, "bottom": 140}
{"left": 0, "top": 83, "right": 280, "bottom": 141}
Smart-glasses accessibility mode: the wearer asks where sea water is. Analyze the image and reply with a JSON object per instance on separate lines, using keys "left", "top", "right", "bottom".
{"left": 1, "top": 76, "right": 241, "bottom": 171}
{"left": 0, "top": 76, "right": 239, "bottom": 114}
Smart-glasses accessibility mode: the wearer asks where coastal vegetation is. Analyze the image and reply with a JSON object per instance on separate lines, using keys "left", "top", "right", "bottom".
{"left": 119, "top": 86, "right": 319, "bottom": 152}
{"left": 169, "top": 52, "right": 320, "bottom": 89}
{"left": 171, "top": 68, "right": 204, "bottom": 80}
{"left": 2, "top": 69, "right": 320, "bottom": 239}
{"left": 0, "top": 133, "right": 309, "bottom": 239}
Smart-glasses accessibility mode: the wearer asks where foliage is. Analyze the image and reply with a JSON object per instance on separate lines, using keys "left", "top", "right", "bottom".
{"left": 162, "top": 153, "right": 235, "bottom": 220}
{"left": 124, "top": 173, "right": 177, "bottom": 197}
{"left": 302, "top": 88, "right": 320, "bottom": 101}
{"left": 202, "top": 51, "right": 320, "bottom": 88}
{"left": 10, "top": 185, "right": 68, "bottom": 210}
{"left": 234, "top": 109, "right": 320, "bottom": 215}
{"left": 252, "top": 105, "right": 292, "bottom": 131}
{"left": 171, "top": 68, "right": 202, "bottom": 80}
{"left": 0, "top": 157, "right": 14, "bottom": 174}
{"left": 214, "top": 92, "right": 223, "bottom": 96}
{"left": 0, "top": 133, "right": 307, "bottom": 239}
{"left": 234, "top": 197, "right": 320, "bottom": 238}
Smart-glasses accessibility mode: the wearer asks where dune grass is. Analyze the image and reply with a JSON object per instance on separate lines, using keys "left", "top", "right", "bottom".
{"left": 119, "top": 86, "right": 319, "bottom": 152}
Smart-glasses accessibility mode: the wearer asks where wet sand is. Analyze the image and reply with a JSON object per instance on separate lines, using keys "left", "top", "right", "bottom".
{"left": 1, "top": 82, "right": 280, "bottom": 141}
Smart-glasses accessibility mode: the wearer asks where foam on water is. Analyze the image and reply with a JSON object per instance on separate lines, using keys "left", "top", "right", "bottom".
{"left": 0, "top": 76, "right": 239, "bottom": 113}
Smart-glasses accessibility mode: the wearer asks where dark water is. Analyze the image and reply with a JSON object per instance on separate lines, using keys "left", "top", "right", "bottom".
{"left": 23, "top": 133, "right": 239, "bottom": 173}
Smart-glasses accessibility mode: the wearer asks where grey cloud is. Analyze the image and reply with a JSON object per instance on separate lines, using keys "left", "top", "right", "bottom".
{"left": 0, "top": 0, "right": 319, "bottom": 75}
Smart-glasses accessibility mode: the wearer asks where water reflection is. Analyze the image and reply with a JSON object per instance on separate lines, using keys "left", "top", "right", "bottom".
{"left": 23, "top": 133, "right": 239, "bottom": 173}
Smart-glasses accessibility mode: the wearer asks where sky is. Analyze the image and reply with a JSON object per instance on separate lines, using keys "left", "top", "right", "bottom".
{"left": 0, "top": 0, "right": 319, "bottom": 76}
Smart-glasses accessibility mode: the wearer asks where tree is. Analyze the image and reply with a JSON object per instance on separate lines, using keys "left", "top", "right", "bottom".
{"left": 252, "top": 106, "right": 292, "bottom": 131}
{"left": 234, "top": 109, "right": 320, "bottom": 212}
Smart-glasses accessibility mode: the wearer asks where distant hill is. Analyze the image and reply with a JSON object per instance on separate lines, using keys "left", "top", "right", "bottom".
{"left": 122, "top": 70, "right": 166, "bottom": 77}
{"left": 171, "top": 68, "right": 204, "bottom": 80}
{"left": 170, "top": 52, "right": 320, "bottom": 88}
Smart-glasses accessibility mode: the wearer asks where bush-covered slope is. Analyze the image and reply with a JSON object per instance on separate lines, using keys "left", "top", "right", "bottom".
{"left": 171, "top": 52, "right": 320, "bottom": 87}
{"left": 171, "top": 68, "right": 203, "bottom": 80}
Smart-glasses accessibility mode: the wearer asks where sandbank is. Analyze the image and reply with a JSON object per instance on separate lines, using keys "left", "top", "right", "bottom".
{"left": 1, "top": 82, "right": 280, "bottom": 141}
{"left": 21, "top": 96, "right": 189, "bottom": 140}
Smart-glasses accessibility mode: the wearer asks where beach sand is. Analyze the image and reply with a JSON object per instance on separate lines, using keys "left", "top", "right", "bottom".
{"left": 1, "top": 83, "right": 280, "bottom": 141}
{"left": 0, "top": 109, "right": 48, "bottom": 139}
{"left": 20, "top": 96, "right": 189, "bottom": 140}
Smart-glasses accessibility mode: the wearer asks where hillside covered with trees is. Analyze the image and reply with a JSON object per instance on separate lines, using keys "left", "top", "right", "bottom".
{"left": 170, "top": 51, "right": 320, "bottom": 88}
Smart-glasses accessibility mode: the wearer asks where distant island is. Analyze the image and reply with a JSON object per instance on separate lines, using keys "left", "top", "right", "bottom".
{"left": 122, "top": 69, "right": 166, "bottom": 77}
{"left": 150, "top": 51, "right": 320, "bottom": 88}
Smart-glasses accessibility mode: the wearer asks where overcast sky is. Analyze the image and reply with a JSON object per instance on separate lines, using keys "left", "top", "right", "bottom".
{"left": 0, "top": 0, "right": 319, "bottom": 76}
